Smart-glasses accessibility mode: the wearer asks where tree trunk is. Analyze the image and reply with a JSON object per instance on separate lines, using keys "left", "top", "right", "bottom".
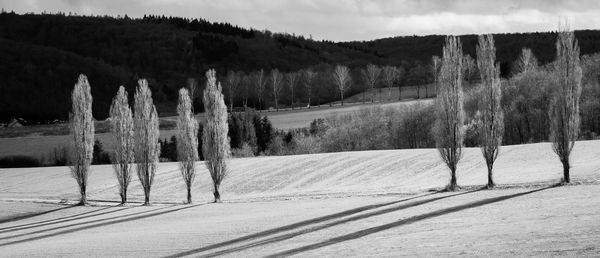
{"left": 143, "top": 191, "right": 150, "bottom": 206}
{"left": 398, "top": 86, "right": 402, "bottom": 101}
{"left": 562, "top": 159, "right": 570, "bottom": 183}
{"left": 187, "top": 186, "right": 192, "bottom": 204}
{"left": 120, "top": 189, "right": 127, "bottom": 205}
{"left": 78, "top": 185, "right": 87, "bottom": 206}
{"left": 362, "top": 92, "right": 366, "bottom": 104}
{"left": 487, "top": 164, "right": 495, "bottom": 189}
{"left": 448, "top": 168, "right": 457, "bottom": 191}
{"left": 213, "top": 182, "right": 221, "bottom": 203}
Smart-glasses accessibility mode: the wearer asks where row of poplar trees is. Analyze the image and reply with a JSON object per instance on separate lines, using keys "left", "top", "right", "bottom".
{"left": 69, "top": 70, "right": 229, "bottom": 205}
{"left": 434, "top": 25, "right": 581, "bottom": 190}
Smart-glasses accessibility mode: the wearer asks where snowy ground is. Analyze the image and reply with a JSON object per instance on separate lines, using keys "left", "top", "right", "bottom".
{"left": 0, "top": 140, "right": 599, "bottom": 256}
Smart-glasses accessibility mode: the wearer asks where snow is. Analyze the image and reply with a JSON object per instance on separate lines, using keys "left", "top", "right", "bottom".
{"left": 0, "top": 140, "right": 599, "bottom": 256}
{"left": 1, "top": 140, "right": 598, "bottom": 204}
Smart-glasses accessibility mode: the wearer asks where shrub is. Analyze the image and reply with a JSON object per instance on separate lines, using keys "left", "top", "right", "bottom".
{"left": 0, "top": 155, "right": 41, "bottom": 168}
{"left": 92, "top": 140, "right": 111, "bottom": 165}
{"left": 232, "top": 142, "right": 255, "bottom": 158}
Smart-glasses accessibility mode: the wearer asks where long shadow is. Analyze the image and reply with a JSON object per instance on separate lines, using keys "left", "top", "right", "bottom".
{"left": 188, "top": 190, "right": 478, "bottom": 258}
{"left": 266, "top": 185, "right": 557, "bottom": 258}
{"left": 0, "top": 206, "right": 125, "bottom": 235}
{"left": 166, "top": 192, "right": 450, "bottom": 258}
{"left": 0, "top": 206, "right": 113, "bottom": 232}
{"left": 0, "top": 205, "right": 74, "bottom": 224}
{"left": 0, "top": 205, "right": 161, "bottom": 241}
{"left": 0, "top": 203, "right": 205, "bottom": 247}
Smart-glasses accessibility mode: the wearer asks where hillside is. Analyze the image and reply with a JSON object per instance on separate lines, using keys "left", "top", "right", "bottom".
{"left": 1, "top": 141, "right": 599, "bottom": 257}
{"left": 1, "top": 140, "right": 598, "bottom": 204}
{"left": 2, "top": 12, "right": 600, "bottom": 123}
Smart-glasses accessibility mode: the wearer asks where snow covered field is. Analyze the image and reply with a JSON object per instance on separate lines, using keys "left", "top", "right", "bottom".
{"left": 0, "top": 140, "right": 599, "bottom": 256}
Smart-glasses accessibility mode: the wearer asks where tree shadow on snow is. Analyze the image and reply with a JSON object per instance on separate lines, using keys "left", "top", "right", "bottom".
{"left": 0, "top": 206, "right": 113, "bottom": 232}
{"left": 265, "top": 185, "right": 559, "bottom": 257}
{"left": 0, "top": 205, "right": 75, "bottom": 225}
{"left": 0, "top": 206, "right": 122, "bottom": 235}
{"left": 0, "top": 203, "right": 205, "bottom": 247}
{"left": 167, "top": 190, "right": 477, "bottom": 258}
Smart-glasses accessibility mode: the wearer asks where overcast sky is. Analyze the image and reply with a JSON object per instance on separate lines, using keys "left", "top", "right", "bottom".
{"left": 1, "top": 0, "right": 599, "bottom": 41}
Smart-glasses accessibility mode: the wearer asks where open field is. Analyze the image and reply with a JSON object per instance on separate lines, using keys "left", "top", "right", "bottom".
{"left": 0, "top": 140, "right": 599, "bottom": 256}
{"left": 342, "top": 84, "right": 435, "bottom": 103}
{"left": 0, "top": 99, "right": 432, "bottom": 157}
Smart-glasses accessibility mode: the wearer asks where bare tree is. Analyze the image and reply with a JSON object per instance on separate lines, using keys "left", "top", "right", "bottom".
{"left": 431, "top": 56, "right": 442, "bottom": 95}
{"left": 433, "top": 36, "right": 465, "bottom": 191}
{"left": 241, "top": 73, "right": 251, "bottom": 109}
{"left": 176, "top": 88, "right": 199, "bottom": 204}
{"left": 270, "top": 69, "right": 283, "bottom": 111}
{"left": 361, "top": 64, "right": 381, "bottom": 103}
{"left": 134, "top": 79, "right": 160, "bottom": 205}
{"left": 476, "top": 34, "right": 504, "bottom": 189}
{"left": 225, "top": 71, "right": 240, "bottom": 111}
{"left": 303, "top": 69, "right": 317, "bottom": 108}
{"left": 254, "top": 69, "right": 267, "bottom": 111}
{"left": 515, "top": 48, "right": 538, "bottom": 74}
{"left": 286, "top": 72, "right": 298, "bottom": 109}
{"left": 382, "top": 66, "right": 400, "bottom": 101}
{"left": 332, "top": 65, "right": 351, "bottom": 106}
{"left": 549, "top": 26, "right": 582, "bottom": 184}
{"left": 69, "top": 74, "right": 94, "bottom": 205}
{"left": 187, "top": 78, "right": 197, "bottom": 113}
{"left": 109, "top": 86, "right": 134, "bottom": 204}
{"left": 203, "top": 69, "right": 231, "bottom": 203}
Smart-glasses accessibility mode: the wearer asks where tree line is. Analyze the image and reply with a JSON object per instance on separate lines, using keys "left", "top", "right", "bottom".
{"left": 62, "top": 26, "right": 589, "bottom": 206}
{"left": 2, "top": 12, "right": 600, "bottom": 122}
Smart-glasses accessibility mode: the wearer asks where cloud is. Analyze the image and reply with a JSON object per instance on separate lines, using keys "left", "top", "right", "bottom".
{"left": 0, "top": 0, "right": 598, "bottom": 41}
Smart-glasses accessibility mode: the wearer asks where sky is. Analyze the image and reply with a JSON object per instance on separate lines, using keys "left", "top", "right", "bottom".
{"left": 1, "top": 0, "right": 599, "bottom": 41}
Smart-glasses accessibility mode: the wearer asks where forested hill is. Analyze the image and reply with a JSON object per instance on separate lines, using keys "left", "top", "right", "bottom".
{"left": 1, "top": 12, "right": 600, "bottom": 123}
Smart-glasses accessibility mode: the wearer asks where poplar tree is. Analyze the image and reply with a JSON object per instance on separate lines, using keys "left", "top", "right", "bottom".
{"left": 109, "top": 86, "right": 134, "bottom": 204}
{"left": 69, "top": 74, "right": 94, "bottom": 205}
{"left": 433, "top": 36, "right": 465, "bottom": 191}
{"left": 134, "top": 79, "right": 160, "bottom": 205}
{"left": 476, "top": 34, "right": 504, "bottom": 189}
{"left": 203, "top": 69, "right": 231, "bottom": 203}
{"left": 177, "top": 88, "right": 199, "bottom": 204}
{"left": 549, "top": 27, "right": 582, "bottom": 184}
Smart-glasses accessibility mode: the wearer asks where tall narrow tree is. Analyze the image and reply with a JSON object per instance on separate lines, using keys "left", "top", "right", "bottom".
{"left": 431, "top": 56, "right": 441, "bottom": 96}
{"left": 286, "top": 72, "right": 298, "bottom": 109}
{"left": 433, "top": 36, "right": 465, "bottom": 191}
{"left": 361, "top": 64, "right": 381, "bottom": 103}
{"left": 176, "top": 88, "right": 199, "bottom": 204}
{"left": 187, "top": 78, "right": 198, "bottom": 113}
{"left": 203, "top": 69, "right": 231, "bottom": 203}
{"left": 303, "top": 69, "right": 317, "bottom": 108}
{"left": 134, "top": 79, "right": 160, "bottom": 205}
{"left": 225, "top": 71, "right": 240, "bottom": 111}
{"left": 69, "top": 74, "right": 94, "bottom": 205}
{"left": 109, "top": 86, "right": 134, "bottom": 204}
{"left": 332, "top": 65, "right": 351, "bottom": 106}
{"left": 270, "top": 69, "right": 283, "bottom": 111}
{"left": 476, "top": 34, "right": 504, "bottom": 189}
{"left": 254, "top": 69, "right": 266, "bottom": 111}
{"left": 382, "top": 66, "right": 400, "bottom": 101}
{"left": 549, "top": 26, "right": 582, "bottom": 184}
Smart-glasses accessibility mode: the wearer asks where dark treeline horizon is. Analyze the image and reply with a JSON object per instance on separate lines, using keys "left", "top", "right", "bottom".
{"left": 1, "top": 11, "right": 600, "bottom": 123}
